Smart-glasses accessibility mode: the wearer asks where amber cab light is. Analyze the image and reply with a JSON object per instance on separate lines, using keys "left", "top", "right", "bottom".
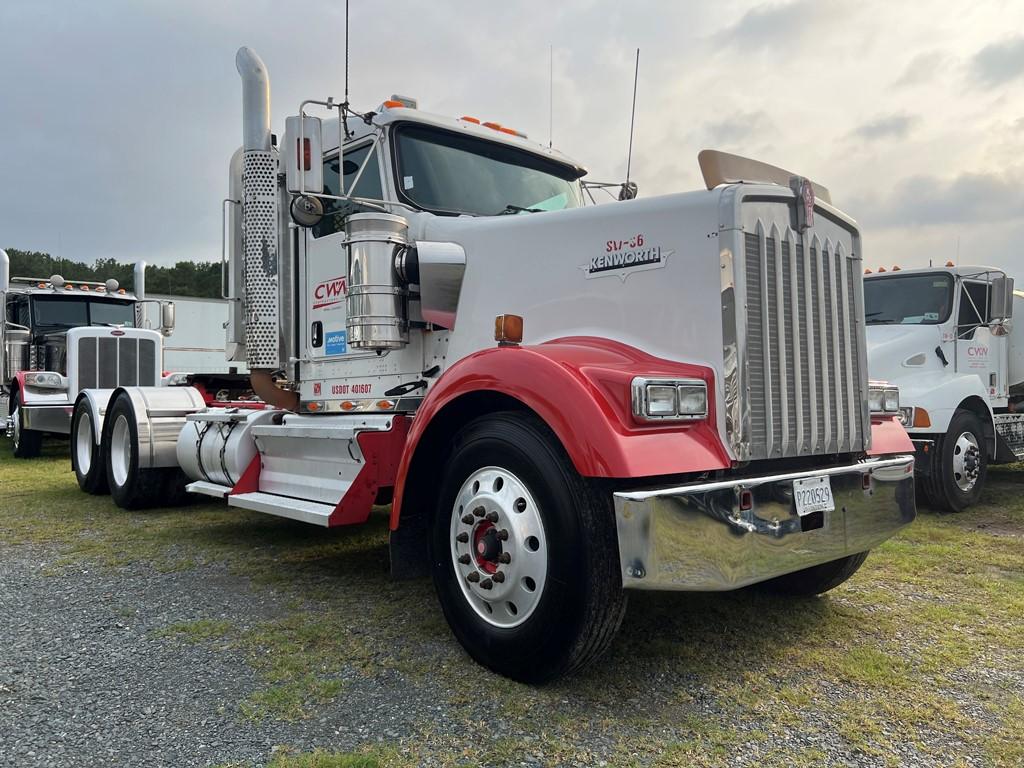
{"left": 913, "top": 407, "right": 932, "bottom": 428}
{"left": 495, "top": 314, "right": 524, "bottom": 345}
{"left": 460, "top": 116, "right": 481, "bottom": 124}
{"left": 382, "top": 100, "right": 405, "bottom": 109}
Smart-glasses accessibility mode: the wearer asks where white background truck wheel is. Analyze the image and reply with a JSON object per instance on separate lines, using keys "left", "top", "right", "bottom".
{"left": 430, "top": 412, "right": 626, "bottom": 683}
{"left": 102, "top": 393, "right": 173, "bottom": 510}
{"left": 10, "top": 391, "right": 43, "bottom": 459}
{"left": 71, "top": 399, "right": 108, "bottom": 494}
{"left": 923, "top": 409, "right": 988, "bottom": 513}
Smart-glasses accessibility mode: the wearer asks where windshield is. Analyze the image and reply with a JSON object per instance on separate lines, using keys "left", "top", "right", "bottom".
{"left": 393, "top": 123, "right": 583, "bottom": 216}
{"left": 864, "top": 274, "right": 954, "bottom": 325}
{"left": 32, "top": 296, "right": 136, "bottom": 328}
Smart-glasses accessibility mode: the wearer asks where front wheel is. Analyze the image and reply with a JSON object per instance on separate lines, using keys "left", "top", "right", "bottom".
{"left": 923, "top": 410, "right": 988, "bottom": 513}
{"left": 71, "top": 399, "right": 108, "bottom": 494}
{"left": 431, "top": 412, "right": 627, "bottom": 683}
{"left": 11, "top": 392, "right": 43, "bottom": 459}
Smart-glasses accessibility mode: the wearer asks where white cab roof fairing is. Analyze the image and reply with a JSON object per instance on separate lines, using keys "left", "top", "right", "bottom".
{"left": 316, "top": 110, "right": 588, "bottom": 178}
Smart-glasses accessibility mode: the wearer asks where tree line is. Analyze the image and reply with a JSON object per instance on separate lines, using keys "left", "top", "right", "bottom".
{"left": 3, "top": 248, "right": 222, "bottom": 299}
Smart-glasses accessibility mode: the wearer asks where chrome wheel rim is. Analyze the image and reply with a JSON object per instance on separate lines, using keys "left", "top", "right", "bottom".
{"left": 450, "top": 466, "right": 548, "bottom": 628}
{"left": 11, "top": 405, "right": 21, "bottom": 449}
{"left": 75, "top": 411, "right": 93, "bottom": 475}
{"left": 110, "top": 415, "right": 132, "bottom": 488}
{"left": 951, "top": 431, "right": 981, "bottom": 492}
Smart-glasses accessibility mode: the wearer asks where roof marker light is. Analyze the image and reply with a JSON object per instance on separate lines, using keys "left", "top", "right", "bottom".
{"left": 864, "top": 269, "right": 872, "bottom": 274}
{"left": 946, "top": 261, "right": 955, "bottom": 267}
{"left": 482, "top": 121, "right": 502, "bottom": 130}
{"left": 382, "top": 100, "right": 405, "bottom": 109}
{"left": 877, "top": 267, "right": 886, "bottom": 273}
{"left": 892, "top": 265, "right": 901, "bottom": 271}
{"left": 460, "top": 116, "right": 480, "bottom": 124}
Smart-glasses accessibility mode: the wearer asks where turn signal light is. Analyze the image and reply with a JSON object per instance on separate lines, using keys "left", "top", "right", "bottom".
{"left": 914, "top": 407, "right": 931, "bottom": 428}
{"left": 495, "top": 314, "right": 524, "bottom": 345}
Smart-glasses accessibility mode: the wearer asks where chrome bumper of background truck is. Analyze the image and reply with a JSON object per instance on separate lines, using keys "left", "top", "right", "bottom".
{"left": 614, "top": 455, "right": 916, "bottom": 591}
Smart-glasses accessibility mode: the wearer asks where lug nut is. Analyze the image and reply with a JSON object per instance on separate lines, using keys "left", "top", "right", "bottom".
{"left": 492, "top": 571, "right": 505, "bottom": 583}
{"left": 456, "top": 532, "right": 469, "bottom": 543}
{"left": 458, "top": 554, "right": 471, "bottom": 565}
{"left": 498, "top": 552, "right": 511, "bottom": 564}
{"left": 473, "top": 505, "right": 486, "bottom": 518}
{"left": 467, "top": 571, "right": 480, "bottom": 583}
{"left": 497, "top": 529, "right": 509, "bottom": 541}
{"left": 461, "top": 514, "right": 474, "bottom": 524}
{"left": 480, "top": 578, "right": 493, "bottom": 590}
{"left": 485, "top": 511, "right": 499, "bottom": 523}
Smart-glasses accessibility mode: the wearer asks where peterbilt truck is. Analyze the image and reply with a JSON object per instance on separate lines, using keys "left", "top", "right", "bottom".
{"left": 68, "top": 47, "right": 916, "bottom": 682}
{"left": 865, "top": 265, "right": 1022, "bottom": 511}
{"left": 0, "top": 256, "right": 176, "bottom": 458}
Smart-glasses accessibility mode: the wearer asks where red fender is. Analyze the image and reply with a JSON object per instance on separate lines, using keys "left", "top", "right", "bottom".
{"left": 390, "top": 337, "right": 730, "bottom": 529}
{"left": 868, "top": 415, "right": 914, "bottom": 456}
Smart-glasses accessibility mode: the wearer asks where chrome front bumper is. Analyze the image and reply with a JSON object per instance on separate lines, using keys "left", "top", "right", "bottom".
{"left": 614, "top": 455, "right": 916, "bottom": 591}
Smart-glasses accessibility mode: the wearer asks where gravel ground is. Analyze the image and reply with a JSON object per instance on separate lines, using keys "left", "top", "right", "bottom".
{"left": 2, "top": 456, "right": 1022, "bottom": 767}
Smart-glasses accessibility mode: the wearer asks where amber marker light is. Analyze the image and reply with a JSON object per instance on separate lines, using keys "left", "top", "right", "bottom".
{"left": 382, "top": 100, "right": 404, "bottom": 109}
{"left": 914, "top": 408, "right": 932, "bottom": 428}
{"left": 377, "top": 400, "right": 395, "bottom": 410}
{"left": 460, "top": 116, "right": 481, "bottom": 124}
{"left": 494, "top": 314, "right": 524, "bottom": 346}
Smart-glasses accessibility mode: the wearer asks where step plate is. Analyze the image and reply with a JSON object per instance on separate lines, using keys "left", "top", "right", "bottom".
{"left": 228, "top": 491, "right": 334, "bottom": 526}
{"left": 186, "top": 481, "right": 231, "bottom": 499}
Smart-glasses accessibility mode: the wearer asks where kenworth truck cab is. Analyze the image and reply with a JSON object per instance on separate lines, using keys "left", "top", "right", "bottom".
{"left": 865, "top": 265, "right": 1022, "bottom": 511}
{"left": 69, "top": 48, "right": 916, "bottom": 682}
{"left": 0, "top": 255, "right": 176, "bottom": 457}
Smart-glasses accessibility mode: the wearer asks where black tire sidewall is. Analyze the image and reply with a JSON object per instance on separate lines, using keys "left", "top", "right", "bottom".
{"left": 940, "top": 411, "right": 987, "bottom": 511}
{"left": 71, "top": 400, "right": 107, "bottom": 494}
{"left": 104, "top": 395, "right": 141, "bottom": 508}
{"left": 11, "top": 392, "right": 42, "bottom": 458}
{"left": 430, "top": 414, "right": 594, "bottom": 682}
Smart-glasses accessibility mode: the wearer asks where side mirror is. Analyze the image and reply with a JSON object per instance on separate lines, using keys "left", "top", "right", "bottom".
{"left": 618, "top": 181, "right": 638, "bottom": 201}
{"left": 0, "top": 248, "right": 9, "bottom": 292}
{"left": 991, "top": 275, "right": 1015, "bottom": 320}
{"left": 160, "top": 301, "right": 175, "bottom": 336}
{"left": 284, "top": 115, "right": 324, "bottom": 194}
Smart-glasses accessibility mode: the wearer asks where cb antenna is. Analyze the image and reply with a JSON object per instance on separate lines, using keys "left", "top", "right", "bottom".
{"left": 342, "top": 0, "right": 352, "bottom": 139}
{"left": 621, "top": 48, "right": 639, "bottom": 201}
{"left": 548, "top": 45, "right": 554, "bottom": 149}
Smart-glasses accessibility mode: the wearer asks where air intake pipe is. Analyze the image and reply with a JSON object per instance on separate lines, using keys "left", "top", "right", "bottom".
{"left": 236, "top": 46, "right": 296, "bottom": 411}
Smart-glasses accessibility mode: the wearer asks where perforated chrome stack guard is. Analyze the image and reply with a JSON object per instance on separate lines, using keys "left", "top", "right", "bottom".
{"left": 613, "top": 455, "right": 915, "bottom": 591}
{"left": 241, "top": 150, "right": 280, "bottom": 368}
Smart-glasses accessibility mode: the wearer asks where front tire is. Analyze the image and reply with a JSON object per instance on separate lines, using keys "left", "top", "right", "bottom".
{"left": 11, "top": 392, "right": 43, "bottom": 459}
{"left": 71, "top": 399, "right": 108, "bottom": 494}
{"left": 103, "top": 393, "right": 169, "bottom": 509}
{"left": 924, "top": 409, "right": 988, "bottom": 513}
{"left": 431, "top": 412, "right": 626, "bottom": 683}
{"left": 760, "top": 552, "right": 870, "bottom": 596}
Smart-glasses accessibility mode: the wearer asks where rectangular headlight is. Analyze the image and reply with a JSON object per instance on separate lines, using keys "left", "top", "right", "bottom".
{"left": 631, "top": 377, "right": 707, "bottom": 422}
{"left": 25, "top": 371, "right": 67, "bottom": 389}
{"left": 868, "top": 381, "right": 900, "bottom": 415}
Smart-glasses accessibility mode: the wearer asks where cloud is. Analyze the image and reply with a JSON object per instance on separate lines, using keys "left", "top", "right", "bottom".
{"left": 971, "top": 36, "right": 1024, "bottom": 86}
{"left": 716, "top": 1, "right": 843, "bottom": 49}
{"left": 850, "top": 169, "right": 1024, "bottom": 228}
{"left": 851, "top": 113, "right": 918, "bottom": 142}
{"left": 894, "top": 51, "right": 950, "bottom": 87}
{"left": 701, "top": 111, "right": 775, "bottom": 145}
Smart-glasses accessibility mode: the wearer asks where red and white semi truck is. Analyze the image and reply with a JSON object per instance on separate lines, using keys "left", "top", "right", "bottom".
{"left": 68, "top": 48, "right": 916, "bottom": 682}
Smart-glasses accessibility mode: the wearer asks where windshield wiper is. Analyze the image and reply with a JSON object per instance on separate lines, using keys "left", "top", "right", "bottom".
{"left": 497, "top": 204, "right": 543, "bottom": 216}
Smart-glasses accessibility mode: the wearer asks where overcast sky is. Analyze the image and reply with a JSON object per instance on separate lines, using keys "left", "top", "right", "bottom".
{"left": 2, "top": 0, "right": 1022, "bottom": 274}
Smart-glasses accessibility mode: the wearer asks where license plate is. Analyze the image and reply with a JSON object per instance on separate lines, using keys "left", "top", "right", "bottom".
{"left": 793, "top": 475, "right": 835, "bottom": 516}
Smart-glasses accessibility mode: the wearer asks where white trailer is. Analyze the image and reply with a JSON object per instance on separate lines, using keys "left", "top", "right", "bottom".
{"left": 68, "top": 47, "right": 917, "bottom": 682}
{"left": 139, "top": 295, "right": 248, "bottom": 374}
{"left": 865, "top": 265, "right": 1022, "bottom": 511}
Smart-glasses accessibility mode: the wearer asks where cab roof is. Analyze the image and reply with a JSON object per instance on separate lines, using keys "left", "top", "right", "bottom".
{"left": 318, "top": 106, "right": 588, "bottom": 179}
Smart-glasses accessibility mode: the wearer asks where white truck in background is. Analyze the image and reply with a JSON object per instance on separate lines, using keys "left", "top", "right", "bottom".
{"left": 865, "top": 265, "right": 1022, "bottom": 511}
{"left": 1, "top": 252, "right": 248, "bottom": 457}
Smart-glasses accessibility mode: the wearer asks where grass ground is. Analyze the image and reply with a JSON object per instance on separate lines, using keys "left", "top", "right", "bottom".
{"left": 2, "top": 439, "right": 1022, "bottom": 766}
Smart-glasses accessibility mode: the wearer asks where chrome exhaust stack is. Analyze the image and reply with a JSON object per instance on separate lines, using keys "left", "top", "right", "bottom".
{"left": 235, "top": 47, "right": 295, "bottom": 409}
{"left": 235, "top": 46, "right": 281, "bottom": 372}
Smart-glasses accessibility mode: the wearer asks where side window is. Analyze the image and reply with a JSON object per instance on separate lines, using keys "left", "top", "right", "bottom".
{"left": 311, "top": 143, "right": 384, "bottom": 238}
{"left": 957, "top": 282, "right": 990, "bottom": 339}
{"left": 7, "top": 296, "right": 29, "bottom": 326}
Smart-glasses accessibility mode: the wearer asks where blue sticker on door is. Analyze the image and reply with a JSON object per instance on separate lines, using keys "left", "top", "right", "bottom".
{"left": 325, "top": 329, "right": 347, "bottom": 355}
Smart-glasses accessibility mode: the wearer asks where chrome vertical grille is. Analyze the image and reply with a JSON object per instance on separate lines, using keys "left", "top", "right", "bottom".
{"left": 75, "top": 336, "right": 158, "bottom": 390}
{"left": 740, "top": 219, "right": 866, "bottom": 459}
